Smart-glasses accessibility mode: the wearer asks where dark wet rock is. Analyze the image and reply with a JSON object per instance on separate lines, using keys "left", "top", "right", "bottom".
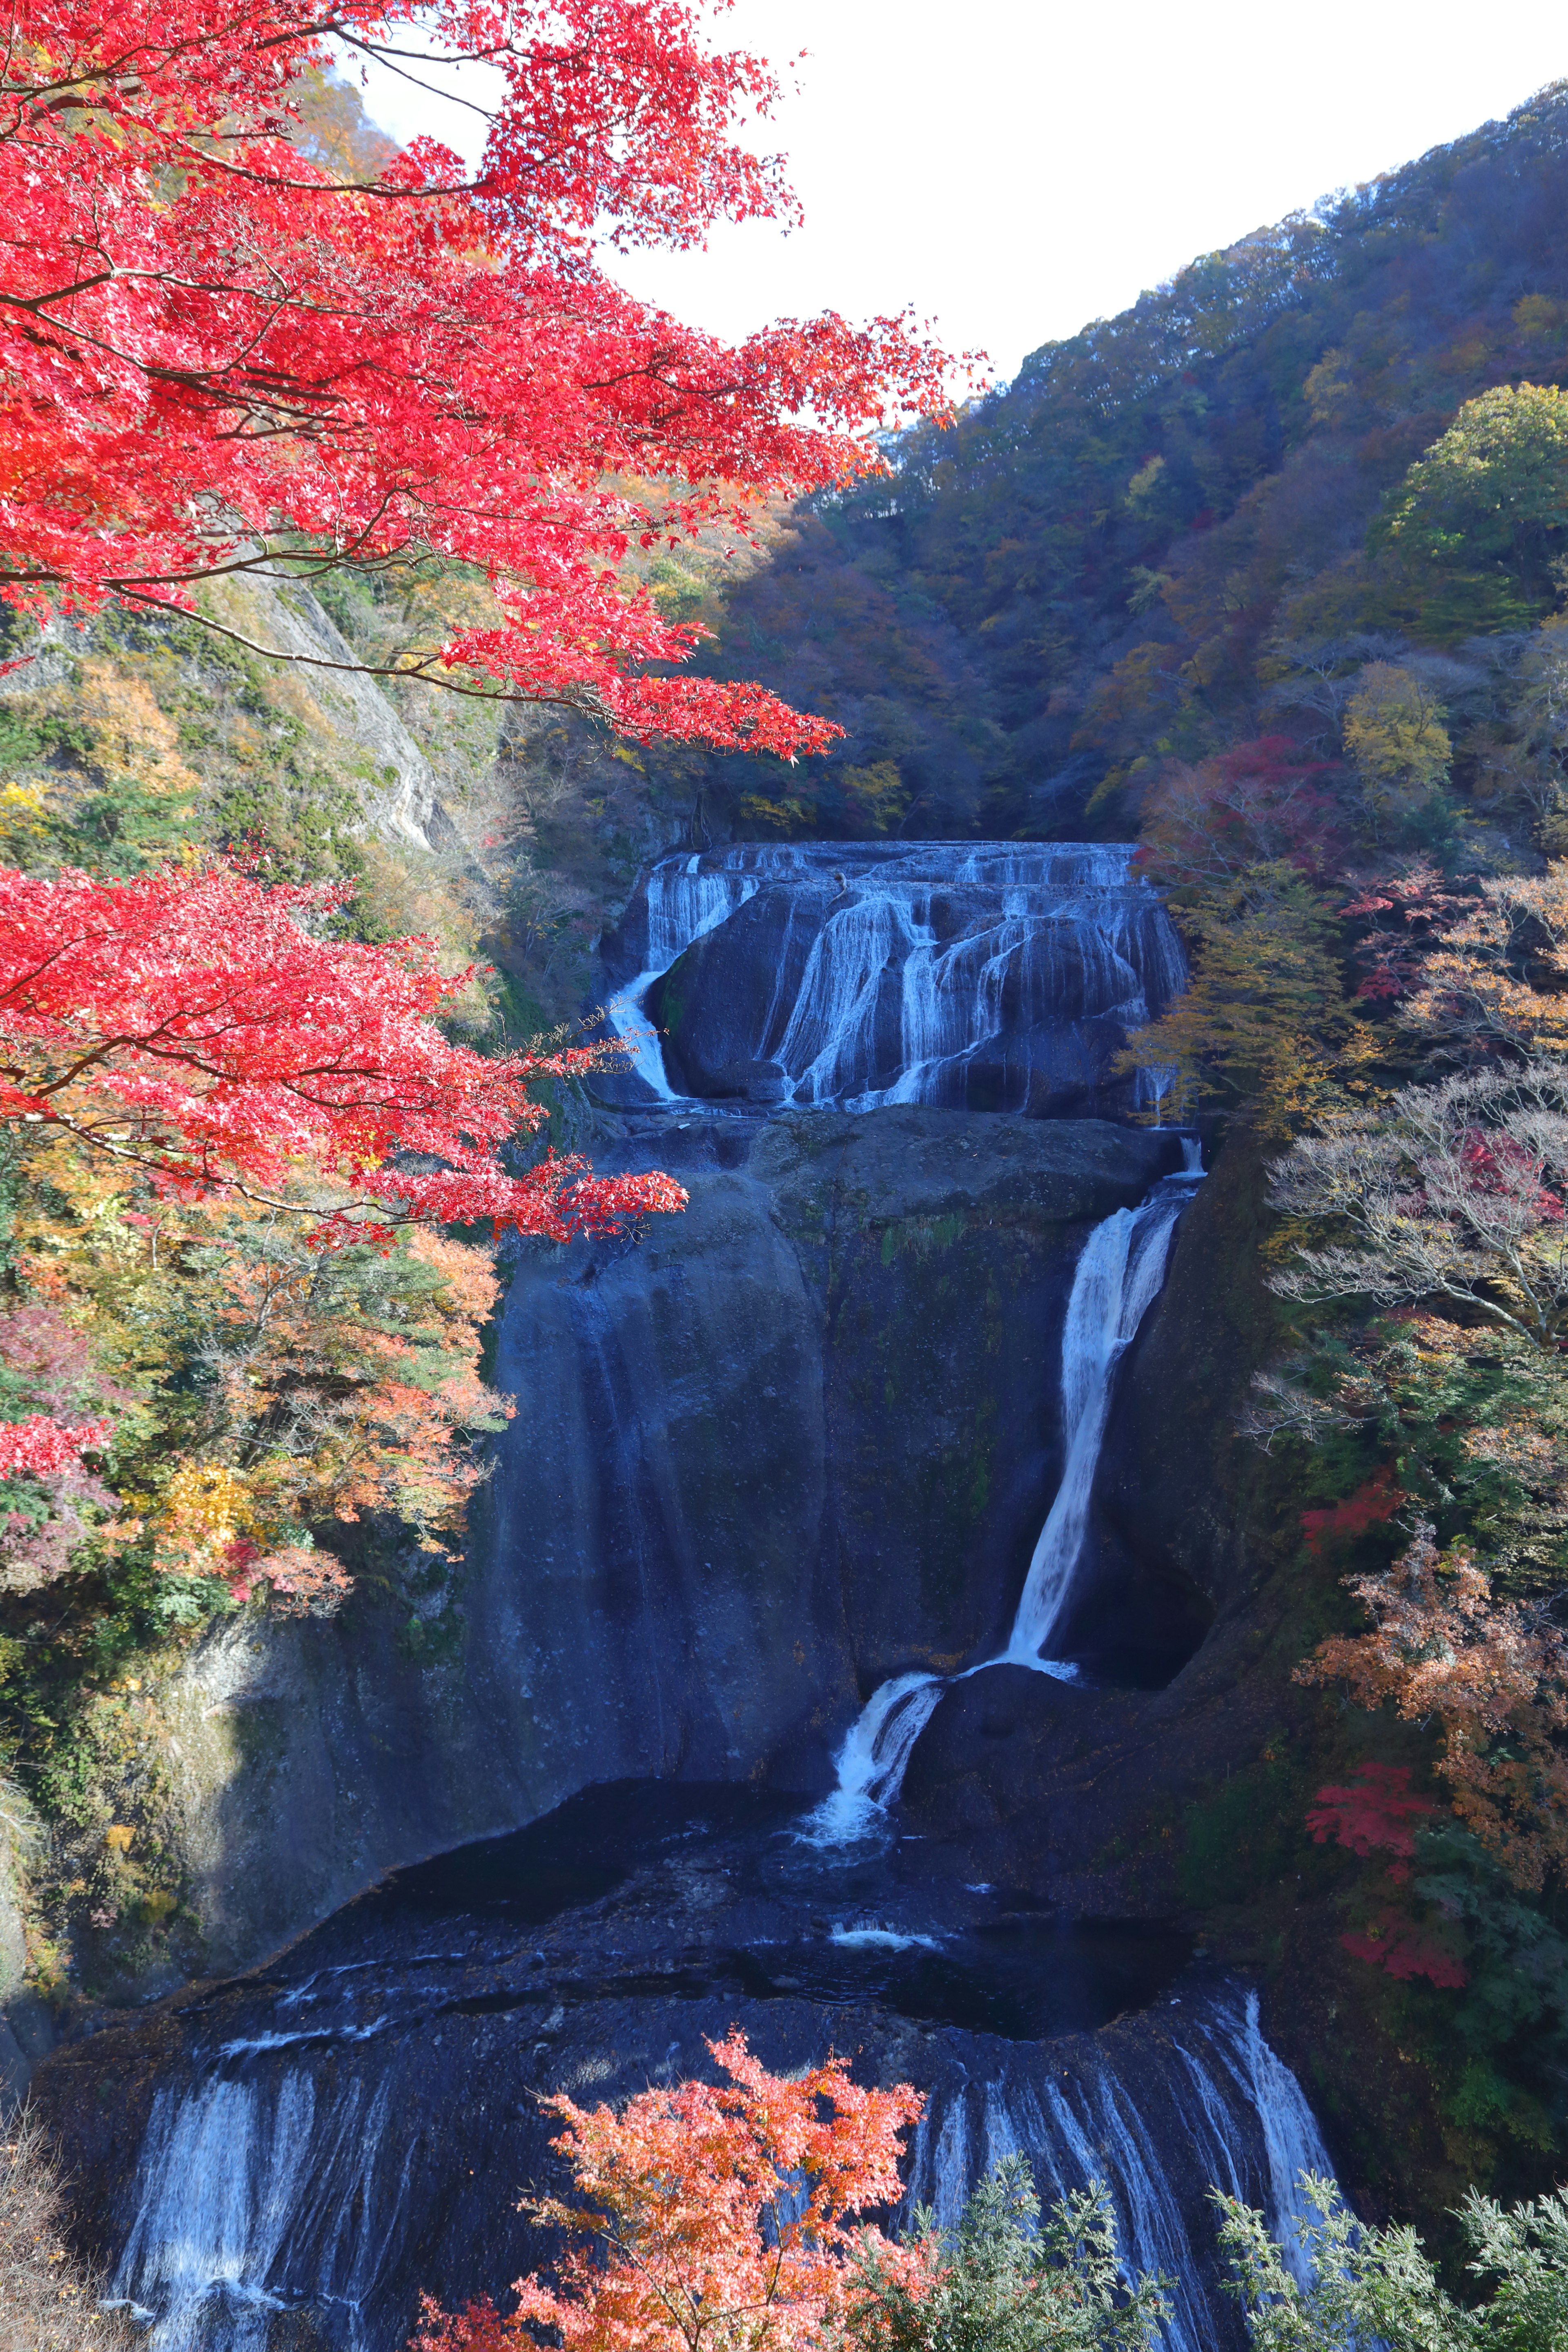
{"left": 30, "top": 1783, "right": 1318, "bottom": 2352}
{"left": 136, "top": 1109, "right": 1176, "bottom": 1980}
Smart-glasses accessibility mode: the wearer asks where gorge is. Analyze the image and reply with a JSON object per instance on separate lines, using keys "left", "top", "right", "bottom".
{"left": 29, "top": 844, "right": 1341, "bottom": 2351}
{"left": 13, "top": 40, "right": 1568, "bottom": 2352}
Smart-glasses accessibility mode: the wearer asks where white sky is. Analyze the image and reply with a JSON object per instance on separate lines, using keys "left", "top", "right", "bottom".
{"left": 351, "top": 0, "right": 1568, "bottom": 387}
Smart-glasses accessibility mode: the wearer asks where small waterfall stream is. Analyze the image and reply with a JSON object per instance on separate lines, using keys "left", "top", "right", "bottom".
{"left": 804, "top": 1141, "right": 1204, "bottom": 1845}
{"left": 604, "top": 855, "right": 761, "bottom": 1098}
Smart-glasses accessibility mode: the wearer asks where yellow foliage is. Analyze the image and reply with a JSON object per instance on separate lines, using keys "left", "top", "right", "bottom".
{"left": 69, "top": 662, "right": 202, "bottom": 800}
{"left": 0, "top": 782, "right": 47, "bottom": 864}
{"left": 1343, "top": 663, "right": 1451, "bottom": 829}
{"left": 155, "top": 1463, "right": 263, "bottom": 1573}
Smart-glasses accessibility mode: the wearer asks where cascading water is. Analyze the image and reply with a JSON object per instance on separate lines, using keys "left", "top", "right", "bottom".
{"left": 802, "top": 1144, "right": 1204, "bottom": 1846}
{"left": 1004, "top": 1183, "right": 1190, "bottom": 1665}
{"left": 603, "top": 854, "right": 761, "bottom": 1099}
{"left": 598, "top": 841, "right": 1186, "bottom": 1114}
{"left": 902, "top": 1988, "right": 1336, "bottom": 2352}
{"left": 51, "top": 829, "right": 1346, "bottom": 2352}
{"left": 111, "top": 2074, "right": 410, "bottom": 2352}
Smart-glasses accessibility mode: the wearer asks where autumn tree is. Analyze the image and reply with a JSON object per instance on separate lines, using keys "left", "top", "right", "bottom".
{"left": 414, "top": 2039, "right": 1173, "bottom": 2352}
{"left": 1267, "top": 1064, "right": 1568, "bottom": 1350}
{"left": 1134, "top": 738, "right": 1346, "bottom": 898}
{"left": 1378, "top": 383, "right": 1568, "bottom": 638}
{"left": 1387, "top": 865, "right": 1568, "bottom": 1063}
{"left": 413, "top": 2031, "right": 930, "bottom": 2352}
{"left": 1341, "top": 664, "right": 1452, "bottom": 839}
{"left": 1298, "top": 1524, "right": 1568, "bottom": 1895}
{"left": 1116, "top": 861, "right": 1365, "bottom": 1131}
{"left": 0, "top": 0, "right": 956, "bottom": 748}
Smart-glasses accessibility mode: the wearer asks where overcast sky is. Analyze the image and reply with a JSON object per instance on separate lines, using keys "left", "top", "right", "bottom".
{"left": 352, "top": 0, "right": 1568, "bottom": 387}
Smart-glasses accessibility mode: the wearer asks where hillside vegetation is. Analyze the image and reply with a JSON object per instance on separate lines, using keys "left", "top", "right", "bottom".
{"left": 646, "top": 80, "right": 1568, "bottom": 847}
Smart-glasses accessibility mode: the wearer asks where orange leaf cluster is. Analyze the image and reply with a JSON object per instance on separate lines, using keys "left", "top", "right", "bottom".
{"left": 414, "top": 2032, "right": 930, "bottom": 2352}
{"left": 1298, "top": 1523, "right": 1568, "bottom": 1890}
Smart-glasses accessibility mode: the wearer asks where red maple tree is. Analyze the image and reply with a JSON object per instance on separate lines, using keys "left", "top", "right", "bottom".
{"left": 1305, "top": 1764, "right": 1466, "bottom": 1989}
{"left": 1305, "top": 1762, "right": 1438, "bottom": 1878}
{"left": 0, "top": 0, "right": 958, "bottom": 746}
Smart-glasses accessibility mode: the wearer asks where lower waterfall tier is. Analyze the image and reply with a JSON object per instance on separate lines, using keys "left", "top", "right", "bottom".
{"left": 34, "top": 1781, "right": 1330, "bottom": 2352}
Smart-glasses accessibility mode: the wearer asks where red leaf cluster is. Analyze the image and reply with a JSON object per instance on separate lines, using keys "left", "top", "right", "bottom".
{"left": 0, "top": 859, "right": 686, "bottom": 1239}
{"left": 1340, "top": 1909, "right": 1468, "bottom": 1988}
{"left": 1300, "top": 1463, "right": 1404, "bottom": 1554}
{"left": 1136, "top": 736, "right": 1347, "bottom": 893}
{"left": 1305, "top": 1762, "right": 1438, "bottom": 1874}
{"left": 0, "top": 0, "right": 962, "bottom": 748}
{"left": 1305, "top": 1765, "right": 1466, "bottom": 1987}
{"left": 0, "top": 1413, "right": 109, "bottom": 1478}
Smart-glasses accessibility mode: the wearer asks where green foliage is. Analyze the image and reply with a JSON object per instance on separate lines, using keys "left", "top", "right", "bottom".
{"left": 1343, "top": 665, "right": 1454, "bottom": 837}
{"left": 850, "top": 2158, "right": 1169, "bottom": 2352}
{"left": 1217, "top": 2172, "right": 1568, "bottom": 2351}
{"left": 1410, "top": 1826, "right": 1568, "bottom": 2151}
{"left": 1376, "top": 385, "right": 1568, "bottom": 641}
{"left": 1179, "top": 1746, "right": 1310, "bottom": 1907}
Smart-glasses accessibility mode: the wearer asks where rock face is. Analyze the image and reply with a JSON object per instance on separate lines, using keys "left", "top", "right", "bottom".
{"left": 113, "top": 1109, "right": 1176, "bottom": 1979}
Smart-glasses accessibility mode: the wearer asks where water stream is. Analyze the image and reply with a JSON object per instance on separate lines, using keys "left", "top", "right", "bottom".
{"left": 804, "top": 1141, "right": 1205, "bottom": 1846}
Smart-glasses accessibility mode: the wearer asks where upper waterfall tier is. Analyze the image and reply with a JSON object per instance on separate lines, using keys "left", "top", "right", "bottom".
{"left": 597, "top": 840, "right": 1186, "bottom": 1116}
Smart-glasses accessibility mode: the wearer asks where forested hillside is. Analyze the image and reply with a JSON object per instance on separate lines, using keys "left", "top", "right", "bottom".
{"left": 648, "top": 80, "right": 1568, "bottom": 848}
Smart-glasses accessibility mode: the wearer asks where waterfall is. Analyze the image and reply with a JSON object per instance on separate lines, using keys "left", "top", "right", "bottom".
{"left": 1003, "top": 1190, "right": 1186, "bottom": 1663}
{"left": 602, "top": 842, "right": 1185, "bottom": 1109}
{"left": 111, "top": 2071, "right": 411, "bottom": 2352}
{"left": 603, "top": 854, "right": 760, "bottom": 1098}
{"left": 904, "top": 1987, "right": 1336, "bottom": 2352}
{"left": 802, "top": 1163, "right": 1198, "bottom": 1846}
{"left": 802, "top": 1673, "right": 949, "bottom": 1844}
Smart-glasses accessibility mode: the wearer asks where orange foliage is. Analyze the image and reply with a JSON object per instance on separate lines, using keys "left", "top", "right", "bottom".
{"left": 1398, "top": 865, "right": 1568, "bottom": 1057}
{"left": 413, "top": 2031, "right": 929, "bottom": 2352}
{"left": 1297, "top": 1523, "right": 1568, "bottom": 1891}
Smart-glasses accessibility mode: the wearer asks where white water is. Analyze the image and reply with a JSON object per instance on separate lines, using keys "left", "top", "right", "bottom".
{"left": 1004, "top": 1189, "right": 1187, "bottom": 1663}
{"left": 112, "top": 2072, "right": 410, "bottom": 2352}
{"left": 605, "top": 842, "right": 1185, "bottom": 1107}
{"left": 905, "top": 1988, "right": 1337, "bottom": 2352}
{"left": 802, "top": 1158, "right": 1200, "bottom": 1845}
{"left": 802, "top": 1672, "right": 949, "bottom": 1844}
{"left": 603, "top": 855, "right": 760, "bottom": 1098}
